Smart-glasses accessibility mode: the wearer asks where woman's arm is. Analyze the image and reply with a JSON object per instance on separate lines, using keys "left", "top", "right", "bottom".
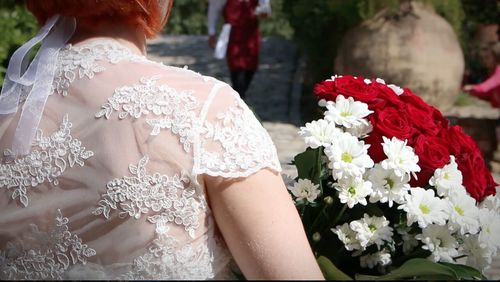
{"left": 464, "top": 65, "right": 500, "bottom": 100}
{"left": 205, "top": 169, "right": 324, "bottom": 280}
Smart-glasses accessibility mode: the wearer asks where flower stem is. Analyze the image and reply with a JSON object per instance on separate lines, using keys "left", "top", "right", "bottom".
{"left": 309, "top": 203, "right": 329, "bottom": 233}
{"left": 332, "top": 204, "right": 348, "bottom": 225}
{"left": 315, "top": 147, "right": 323, "bottom": 192}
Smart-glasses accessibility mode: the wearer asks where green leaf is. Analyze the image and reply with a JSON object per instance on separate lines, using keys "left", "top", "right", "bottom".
{"left": 293, "top": 148, "right": 321, "bottom": 183}
{"left": 317, "top": 256, "right": 353, "bottom": 280}
{"left": 355, "top": 258, "right": 463, "bottom": 280}
{"left": 440, "top": 262, "right": 486, "bottom": 280}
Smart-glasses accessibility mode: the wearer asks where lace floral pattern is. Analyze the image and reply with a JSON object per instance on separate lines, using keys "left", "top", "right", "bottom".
{"left": 0, "top": 209, "right": 96, "bottom": 280}
{"left": 95, "top": 76, "right": 200, "bottom": 152}
{"left": 0, "top": 115, "right": 94, "bottom": 207}
{"left": 92, "top": 155, "right": 220, "bottom": 279}
{"left": 196, "top": 98, "right": 281, "bottom": 178}
{"left": 122, "top": 227, "right": 216, "bottom": 280}
{"left": 92, "top": 155, "right": 205, "bottom": 238}
{"left": 0, "top": 38, "right": 285, "bottom": 280}
{"left": 53, "top": 40, "right": 147, "bottom": 96}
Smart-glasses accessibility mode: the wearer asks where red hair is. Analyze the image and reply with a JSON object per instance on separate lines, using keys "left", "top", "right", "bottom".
{"left": 25, "top": 0, "right": 173, "bottom": 38}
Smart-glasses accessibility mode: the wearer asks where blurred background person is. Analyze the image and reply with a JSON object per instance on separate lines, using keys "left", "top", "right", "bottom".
{"left": 207, "top": 0, "right": 270, "bottom": 99}
{"left": 464, "top": 42, "right": 500, "bottom": 108}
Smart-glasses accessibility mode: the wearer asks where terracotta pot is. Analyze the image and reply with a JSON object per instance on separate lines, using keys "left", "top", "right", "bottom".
{"left": 334, "top": 1, "right": 465, "bottom": 111}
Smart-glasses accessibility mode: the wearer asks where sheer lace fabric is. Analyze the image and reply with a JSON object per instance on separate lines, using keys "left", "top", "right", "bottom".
{"left": 0, "top": 39, "right": 281, "bottom": 280}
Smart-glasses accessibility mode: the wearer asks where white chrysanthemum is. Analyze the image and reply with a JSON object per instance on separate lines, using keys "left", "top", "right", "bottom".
{"left": 368, "top": 164, "right": 411, "bottom": 207}
{"left": 388, "top": 84, "right": 404, "bottom": 95}
{"left": 398, "top": 187, "right": 449, "bottom": 228}
{"left": 446, "top": 188, "right": 480, "bottom": 235}
{"left": 288, "top": 179, "right": 321, "bottom": 204}
{"left": 334, "top": 176, "right": 373, "bottom": 208}
{"left": 375, "top": 78, "right": 386, "bottom": 84}
{"left": 397, "top": 225, "right": 419, "bottom": 255}
{"left": 324, "top": 95, "right": 373, "bottom": 129}
{"left": 416, "top": 224, "right": 459, "bottom": 263}
{"left": 380, "top": 137, "right": 420, "bottom": 179}
{"left": 462, "top": 234, "right": 493, "bottom": 272}
{"left": 318, "top": 99, "right": 328, "bottom": 107}
{"left": 477, "top": 208, "right": 500, "bottom": 255}
{"left": 429, "top": 156, "right": 463, "bottom": 197}
{"left": 360, "top": 250, "right": 392, "bottom": 269}
{"left": 281, "top": 173, "right": 296, "bottom": 187}
{"left": 332, "top": 223, "right": 362, "bottom": 251}
{"left": 324, "top": 132, "right": 374, "bottom": 180}
{"left": 327, "top": 74, "right": 343, "bottom": 82}
{"left": 479, "top": 192, "right": 500, "bottom": 213}
{"left": 350, "top": 214, "right": 394, "bottom": 249}
{"left": 298, "top": 119, "right": 342, "bottom": 149}
{"left": 345, "top": 121, "right": 373, "bottom": 139}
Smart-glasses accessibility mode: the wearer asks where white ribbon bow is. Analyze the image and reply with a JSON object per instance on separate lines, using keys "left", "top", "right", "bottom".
{"left": 0, "top": 15, "right": 76, "bottom": 156}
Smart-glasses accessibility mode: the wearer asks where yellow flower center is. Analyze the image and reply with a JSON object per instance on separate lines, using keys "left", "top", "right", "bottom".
{"left": 340, "top": 111, "right": 350, "bottom": 117}
{"left": 348, "top": 186, "right": 356, "bottom": 196}
{"left": 419, "top": 204, "right": 430, "bottom": 214}
{"left": 385, "top": 177, "right": 394, "bottom": 189}
{"left": 454, "top": 205, "right": 464, "bottom": 216}
{"left": 342, "top": 152, "right": 353, "bottom": 163}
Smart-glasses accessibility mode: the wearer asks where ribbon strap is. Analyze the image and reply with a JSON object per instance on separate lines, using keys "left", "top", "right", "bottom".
{"left": 0, "top": 15, "right": 76, "bottom": 156}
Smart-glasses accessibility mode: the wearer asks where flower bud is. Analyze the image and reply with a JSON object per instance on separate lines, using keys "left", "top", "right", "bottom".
{"left": 324, "top": 196, "right": 334, "bottom": 206}
{"left": 312, "top": 232, "right": 321, "bottom": 242}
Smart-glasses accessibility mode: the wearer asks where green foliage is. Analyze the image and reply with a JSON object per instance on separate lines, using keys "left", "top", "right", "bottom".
{"left": 283, "top": 0, "right": 362, "bottom": 85}
{"left": 259, "top": 0, "right": 294, "bottom": 39}
{"left": 281, "top": 0, "right": 467, "bottom": 122}
{"left": 164, "top": 0, "right": 293, "bottom": 38}
{"left": 428, "top": 0, "right": 465, "bottom": 40}
{"left": 317, "top": 256, "right": 353, "bottom": 280}
{"left": 0, "top": 1, "right": 38, "bottom": 85}
{"left": 355, "top": 258, "right": 486, "bottom": 280}
{"left": 282, "top": 0, "right": 466, "bottom": 85}
{"left": 461, "top": 0, "right": 499, "bottom": 24}
{"left": 357, "top": 0, "right": 400, "bottom": 20}
{"left": 164, "top": 0, "right": 208, "bottom": 35}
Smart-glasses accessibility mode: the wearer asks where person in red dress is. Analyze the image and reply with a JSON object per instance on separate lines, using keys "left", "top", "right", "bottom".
{"left": 208, "top": 0, "right": 270, "bottom": 99}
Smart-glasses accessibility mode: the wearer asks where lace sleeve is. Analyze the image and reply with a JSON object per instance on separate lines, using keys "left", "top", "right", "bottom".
{"left": 193, "top": 83, "right": 281, "bottom": 179}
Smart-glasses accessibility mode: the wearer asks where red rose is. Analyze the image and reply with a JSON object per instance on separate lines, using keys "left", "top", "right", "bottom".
{"left": 400, "top": 88, "right": 433, "bottom": 113}
{"left": 411, "top": 135, "right": 450, "bottom": 187}
{"left": 314, "top": 80, "right": 337, "bottom": 101}
{"left": 430, "top": 108, "right": 449, "bottom": 130}
{"left": 314, "top": 75, "right": 377, "bottom": 104}
{"left": 441, "top": 125, "right": 497, "bottom": 200}
{"left": 371, "top": 82, "right": 404, "bottom": 109}
{"left": 443, "top": 126, "right": 478, "bottom": 157}
{"left": 333, "top": 76, "right": 380, "bottom": 104}
{"left": 370, "top": 107, "right": 414, "bottom": 141}
{"left": 364, "top": 130, "right": 385, "bottom": 163}
{"left": 404, "top": 103, "right": 439, "bottom": 136}
{"left": 365, "top": 107, "right": 413, "bottom": 163}
{"left": 400, "top": 89, "right": 449, "bottom": 136}
{"left": 458, "top": 148, "right": 498, "bottom": 201}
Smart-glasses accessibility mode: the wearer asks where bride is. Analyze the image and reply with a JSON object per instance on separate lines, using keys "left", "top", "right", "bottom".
{"left": 0, "top": 0, "right": 322, "bottom": 280}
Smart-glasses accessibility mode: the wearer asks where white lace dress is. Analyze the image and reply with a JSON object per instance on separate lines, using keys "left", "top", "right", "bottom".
{"left": 0, "top": 39, "right": 281, "bottom": 280}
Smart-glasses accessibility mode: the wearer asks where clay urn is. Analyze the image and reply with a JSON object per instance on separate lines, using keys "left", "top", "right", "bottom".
{"left": 334, "top": 0, "right": 465, "bottom": 111}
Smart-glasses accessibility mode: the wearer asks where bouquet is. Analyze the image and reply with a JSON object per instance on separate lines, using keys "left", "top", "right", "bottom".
{"left": 288, "top": 75, "right": 500, "bottom": 280}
